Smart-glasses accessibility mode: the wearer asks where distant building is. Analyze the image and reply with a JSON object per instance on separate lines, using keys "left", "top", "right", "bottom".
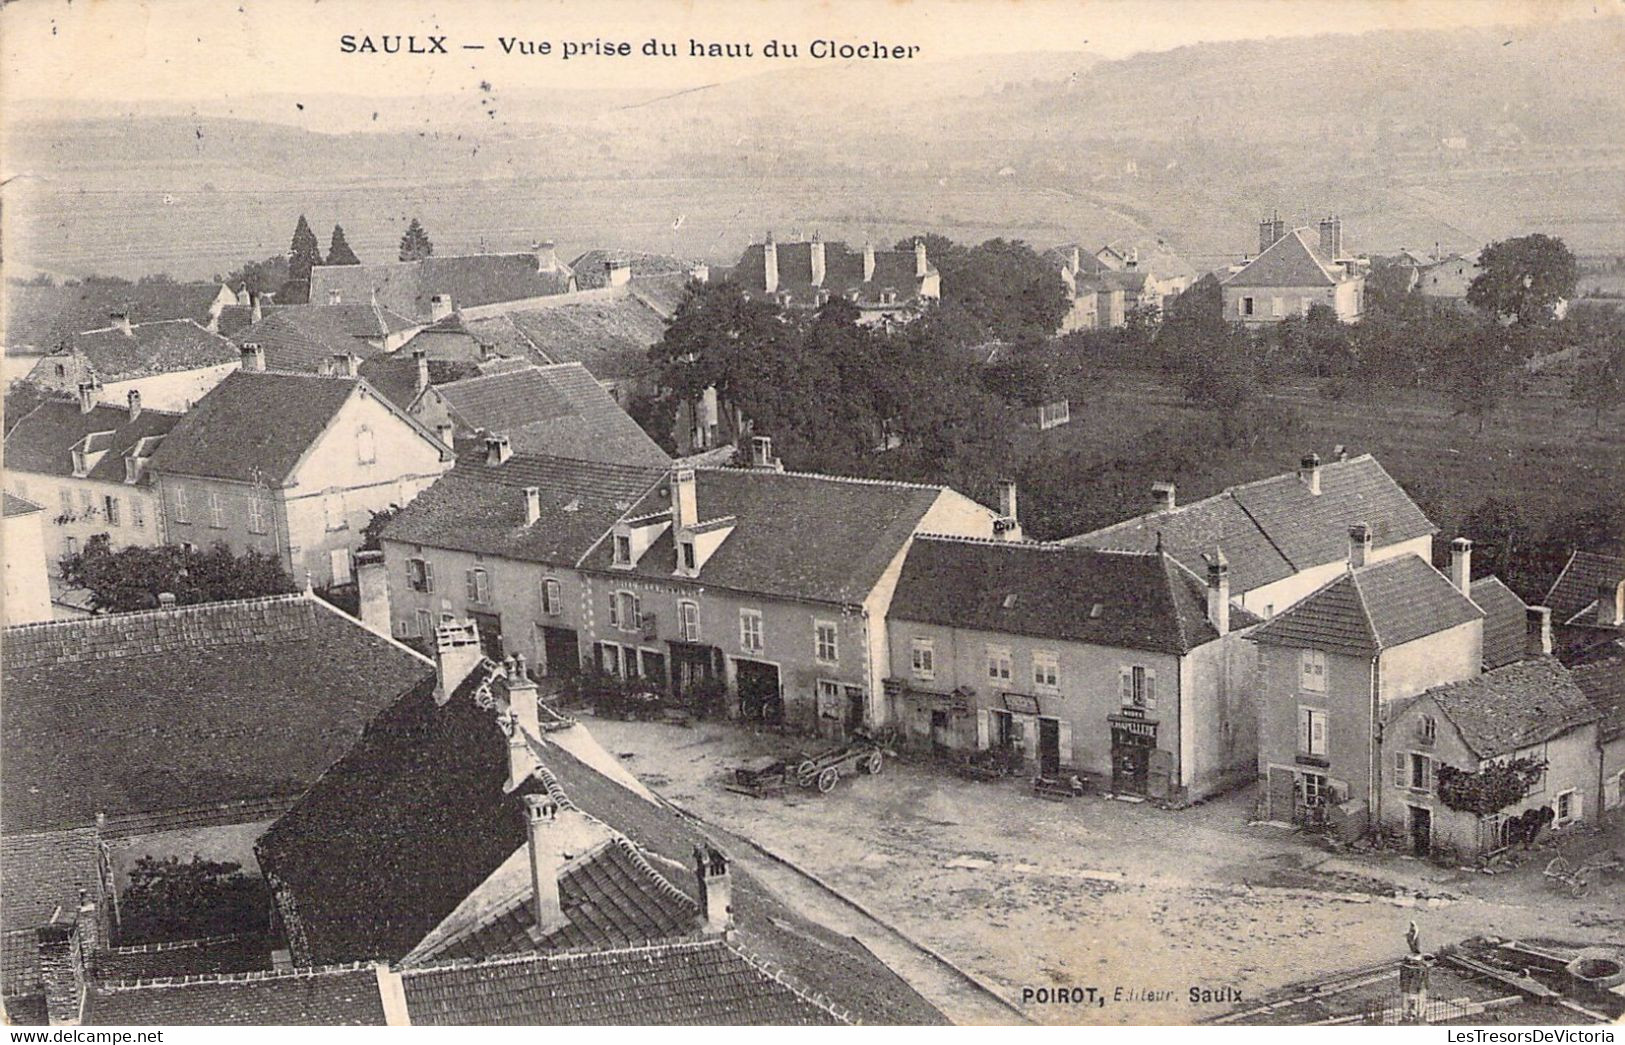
{"left": 1047, "top": 240, "right": 1197, "bottom": 329}
{"left": 2, "top": 494, "right": 51, "bottom": 624}
{"left": 1221, "top": 216, "right": 1366, "bottom": 325}
{"left": 1572, "top": 655, "right": 1625, "bottom": 812}
{"left": 728, "top": 232, "right": 940, "bottom": 326}
{"left": 228, "top": 302, "right": 420, "bottom": 372}
{"left": 22, "top": 316, "right": 239, "bottom": 412}
{"left": 308, "top": 244, "right": 578, "bottom": 323}
{"left": 1544, "top": 550, "right": 1625, "bottom": 660}
{"left": 1, "top": 281, "right": 235, "bottom": 353}
{"left": 1417, "top": 251, "right": 1479, "bottom": 303}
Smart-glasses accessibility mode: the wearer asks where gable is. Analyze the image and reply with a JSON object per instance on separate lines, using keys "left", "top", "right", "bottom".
{"left": 290, "top": 382, "right": 452, "bottom": 491}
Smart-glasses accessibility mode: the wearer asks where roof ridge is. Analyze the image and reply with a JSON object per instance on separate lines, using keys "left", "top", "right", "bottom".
{"left": 698, "top": 465, "right": 945, "bottom": 493}
{"left": 725, "top": 939, "right": 856, "bottom": 1025}
{"left": 105, "top": 932, "right": 248, "bottom": 956}
{"left": 2, "top": 591, "right": 311, "bottom": 637}
{"left": 306, "top": 587, "right": 435, "bottom": 667}
{"left": 97, "top": 960, "right": 379, "bottom": 991}
{"left": 400, "top": 934, "right": 725, "bottom": 977}
{"left": 1345, "top": 565, "right": 1385, "bottom": 651}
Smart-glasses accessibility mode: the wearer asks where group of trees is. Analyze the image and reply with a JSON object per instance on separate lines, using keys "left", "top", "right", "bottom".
{"left": 220, "top": 215, "right": 418, "bottom": 305}
{"left": 59, "top": 535, "right": 295, "bottom": 614}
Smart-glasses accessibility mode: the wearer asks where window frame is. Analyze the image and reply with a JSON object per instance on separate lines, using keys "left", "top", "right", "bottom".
{"left": 356, "top": 425, "right": 377, "bottom": 465}
{"left": 910, "top": 637, "right": 935, "bottom": 681}
{"left": 986, "top": 645, "right": 1012, "bottom": 683}
{"left": 103, "top": 495, "right": 120, "bottom": 526}
{"left": 1121, "top": 665, "right": 1157, "bottom": 710}
{"left": 1299, "top": 649, "right": 1327, "bottom": 694}
{"left": 678, "top": 599, "right": 700, "bottom": 642}
{"left": 247, "top": 495, "right": 267, "bottom": 535}
{"left": 541, "top": 577, "right": 563, "bottom": 616}
{"left": 612, "top": 533, "right": 632, "bottom": 566}
{"left": 616, "top": 591, "right": 642, "bottom": 633}
{"left": 814, "top": 620, "right": 839, "bottom": 665}
{"left": 1032, "top": 650, "right": 1060, "bottom": 692}
{"left": 207, "top": 489, "right": 225, "bottom": 529}
{"left": 466, "top": 566, "right": 491, "bottom": 604}
{"left": 739, "top": 608, "right": 764, "bottom": 653}
{"left": 1298, "top": 705, "right": 1327, "bottom": 757}
{"left": 172, "top": 486, "right": 189, "bottom": 524}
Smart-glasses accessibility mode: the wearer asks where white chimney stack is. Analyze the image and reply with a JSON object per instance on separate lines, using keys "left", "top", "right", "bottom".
{"left": 1206, "top": 548, "right": 1230, "bottom": 636}
{"left": 762, "top": 232, "right": 779, "bottom": 294}
{"left": 862, "top": 241, "right": 876, "bottom": 282}
{"left": 109, "top": 310, "right": 133, "bottom": 337}
{"left": 1348, "top": 522, "right": 1372, "bottom": 569}
{"left": 1299, "top": 453, "right": 1322, "bottom": 496}
{"left": 433, "top": 619, "right": 485, "bottom": 705}
{"left": 534, "top": 241, "right": 559, "bottom": 273}
{"left": 996, "top": 479, "right": 1021, "bottom": 540}
{"left": 672, "top": 466, "right": 698, "bottom": 531}
{"left": 604, "top": 260, "right": 632, "bottom": 288}
{"left": 485, "top": 434, "right": 513, "bottom": 467}
{"left": 694, "top": 844, "right": 734, "bottom": 935}
{"left": 1450, "top": 537, "right": 1473, "bottom": 594}
{"left": 1151, "top": 482, "right": 1176, "bottom": 513}
{"left": 524, "top": 486, "right": 541, "bottom": 526}
{"left": 414, "top": 348, "right": 430, "bottom": 395}
{"left": 331, "top": 353, "right": 360, "bottom": 378}
{"left": 126, "top": 389, "right": 141, "bottom": 421}
{"left": 1599, "top": 580, "right": 1625, "bottom": 628}
{"left": 76, "top": 381, "right": 97, "bottom": 414}
{"left": 809, "top": 232, "right": 826, "bottom": 287}
{"left": 240, "top": 342, "right": 265, "bottom": 372}
{"left": 1527, "top": 606, "right": 1553, "bottom": 657}
{"left": 250, "top": 294, "right": 263, "bottom": 325}
{"left": 915, "top": 238, "right": 928, "bottom": 279}
{"left": 523, "top": 795, "right": 570, "bottom": 935}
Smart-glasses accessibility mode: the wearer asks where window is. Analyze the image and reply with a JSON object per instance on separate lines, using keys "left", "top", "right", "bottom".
{"left": 1270, "top": 296, "right": 1284, "bottom": 317}
{"left": 103, "top": 496, "right": 120, "bottom": 526}
{"left": 986, "top": 646, "right": 1012, "bottom": 683}
{"left": 1033, "top": 651, "right": 1060, "bottom": 691}
{"left": 541, "top": 578, "right": 563, "bottom": 616}
{"left": 80, "top": 490, "right": 93, "bottom": 511}
{"left": 1241, "top": 296, "right": 1255, "bottom": 316}
{"left": 407, "top": 557, "right": 434, "bottom": 593}
{"left": 465, "top": 567, "right": 490, "bottom": 604}
{"left": 1120, "top": 665, "right": 1157, "bottom": 710}
{"left": 324, "top": 492, "right": 347, "bottom": 531}
{"left": 1301, "top": 772, "right": 1328, "bottom": 808}
{"left": 616, "top": 592, "right": 641, "bottom": 632}
{"left": 131, "top": 500, "right": 146, "bottom": 530}
{"left": 1555, "top": 789, "right": 1580, "bottom": 826}
{"left": 60, "top": 489, "right": 73, "bottom": 512}
{"left": 1408, "top": 753, "right": 1433, "bottom": 792}
{"left": 356, "top": 425, "right": 376, "bottom": 464}
{"left": 911, "top": 638, "right": 935, "bottom": 680}
{"left": 247, "top": 496, "right": 267, "bottom": 535}
{"left": 601, "top": 643, "right": 624, "bottom": 678}
{"left": 1299, "top": 706, "right": 1327, "bottom": 757}
{"left": 678, "top": 600, "right": 700, "bottom": 642}
{"left": 740, "top": 609, "right": 763, "bottom": 653}
{"left": 416, "top": 609, "right": 433, "bottom": 638}
{"left": 330, "top": 548, "right": 353, "bottom": 585}
{"left": 180, "top": 541, "right": 197, "bottom": 555}
{"left": 65, "top": 536, "right": 79, "bottom": 557}
{"left": 1420, "top": 714, "right": 1437, "bottom": 744}
{"left": 172, "top": 486, "right": 189, "bottom": 523}
{"left": 815, "top": 621, "right": 839, "bottom": 664}
{"left": 680, "top": 539, "right": 697, "bottom": 572}
{"left": 1039, "top": 400, "right": 1070, "bottom": 429}
{"left": 1299, "top": 649, "right": 1327, "bottom": 693}
{"left": 613, "top": 533, "right": 632, "bottom": 566}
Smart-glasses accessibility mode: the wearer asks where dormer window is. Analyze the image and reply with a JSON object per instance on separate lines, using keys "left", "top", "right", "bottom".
{"left": 613, "top": 533, "right": 632, "bottom": 566}
{"left": 680, "top": 539, "right": 696, "bottom": 572}
{"left": 71, "top": 449, "right": 89, "bottom": 478}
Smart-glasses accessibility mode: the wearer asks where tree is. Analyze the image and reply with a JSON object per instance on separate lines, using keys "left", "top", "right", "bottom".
{"left": 895, "top": 235, "right": 1068, "bottom": 342}
{"left": 325, "top": 223, "right": 361, "bottom": 266}
{"left": 224, "top": 254, "right": 290, "bottom": 299}
{"left": 1571, "top": 345, "right": 1625, "bottom": 425}
{"left": 1466, "top": 233, "right": 1578, "bottom": 326}
{"left": 279, "top": 214, "right": 322, "bottom": 305}
{"left": 117, "top": 856, "right": 266, "bottom": 944}
{"left": 360, "top": 505, "right": 400, "bottom": 552}
{"left": 1443, "top": 326, "right": 1520, "bottom": 434}
{"left": 59, "top": 536, "right": 296, "bottom": 613}
{"left": 399, "top": 218, "right": 434, "bottom": 262}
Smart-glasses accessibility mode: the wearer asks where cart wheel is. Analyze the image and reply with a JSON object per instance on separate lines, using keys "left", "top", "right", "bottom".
{"left": 817, "top": 767, "right": 840, "bottom": 793}
{"left": 1571, "top": 878, "right": 1587, "bottom": 899}
{"left": 861, "top": 750, "right": 884, "bottom": 775}
{"left": 796, "top": 760, "right": 817, "bottom": 788}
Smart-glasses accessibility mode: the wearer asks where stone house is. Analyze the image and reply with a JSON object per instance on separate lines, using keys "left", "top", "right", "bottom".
{"left": 22, "top": 315, "right": 241, "bottom": 412}
{"left": 308, "top": 244, "right": 577, "bottom": 322}
{"left": 1543, "top": 550, "right": 1625, "bottom": 660}
{"left": 1221, "top": 216, "right": 1366, "bottom": 326}
{"left": 228, "top": 302, "right": 421, "bottom": 372}
{"left": 2, "top": 494, "right": 52, "bottom": 624}
{"left": 1571, "top": 655, "right": 1625, "bottom": 812}
{"left": 729, "top": 232, "right": 941, "bottom": 326}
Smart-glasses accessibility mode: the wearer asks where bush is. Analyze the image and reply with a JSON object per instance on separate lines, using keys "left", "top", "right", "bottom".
{"left": 117, "top": 856, "right": 267, "bottom": 945}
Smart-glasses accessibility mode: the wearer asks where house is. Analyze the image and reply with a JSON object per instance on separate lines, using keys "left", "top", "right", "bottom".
{"left": 250, "top": 629, "right": 944, "bottom": 1024}
{"left": 728, "top": 232, "right": 940, "bottom": 325}
{"left": 0, "top": 591, "right": 435, "bottom": 1016}
{"left": 469, "top": 291, "right": 673, "bottom": 405}
{"left": 1249, "top": 535, "right": 1488, "bottom": 832}
{"left": 1382, "top": 658, "right": 1602, "bottom": 857}
{"left": 1221, "top": 216, "right": 1366, "bottom": 326}
{"left": 573, "top": 452, "right": 1004, "bottom": 734}
{"left": 1571, "top": 655, "right": 1625, "bottom": 812}
{"left": 1543, "top": 550, "right": 1625, "bottom": 659}
{"left": 1064, "top": 452, "right": 1436, "bottom": 618}
{"left": 2, "top": 385, "right": 178, "bottom": 567}
{"left": 1047, "top": 240, "right": 1197, "bottom": 327}
{"left": 21, "top": 316, "right": 240, "bottom": 411}
{"left": 1417, "top": 251, "right": 1479, "bottom": 303}
{"left": 886, "top": 536, "right": 1260, "bottom": 800}
{"left": 227, "top": 302, "right": 420, "bottom": 372}
{"left": 567, "top": 249, "right": 701, "bottom": 290}
{"left": 308, "top": 244, "right": 577, "bottom": 323}
{"left": 1, "top": 494, "right": 51, "bottom": 624}
{"left": 147, "top": 365, "right": 455, "bottom": 588}
{"left": 1, "top": 281, "right": 235, "bottom": 353}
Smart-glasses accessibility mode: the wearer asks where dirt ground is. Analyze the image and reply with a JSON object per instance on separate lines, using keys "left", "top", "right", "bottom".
{"left": 582, "top": 716, "right": 1625, "bottom": 1026}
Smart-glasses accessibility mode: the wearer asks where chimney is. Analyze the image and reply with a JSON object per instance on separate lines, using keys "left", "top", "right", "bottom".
{"left": 862, "top": 241, "right": 876, "bottom": 282}
{"left": 1151, "top": 481, "right": 1176, "bottom": 513}
{"left": 1319, "top": 216, "right": 1343, "bottom": 259}
{"left": 1446, "top": 537, "right": 1473, "bottom": 594}
{"left": 76, "top": 381, "right": 97, "bottom": 414}
{"left": 1259, "top": 215, "right": 1279, "bottom": 255}
{"left": 534, "top": 240, "right": 559, "bottom": 273}
{"left": 158, "top": 591, "right": 177, "bottom": 608}
{"left": 523, "top": 795, "right": 570, "bottom": 935}
{"left": 524, "top": 485, "right": 541, "bottom": 526}
{"left": 327, "top": 289, "right": 342, "bottom": 305}
{"left": 1526, "top": 606, "right": 1553, "bottom": 657}
{"left": 355, "top": 550, "right": 390, "bottom": 637}
{"left": 236, "top": 285, "right": 251, "bottom": 306}
{"left": 240, "top": 342, "right": 265, "bottom": 372}
{"left": 109, "top": 309, "right": 132, "bottom": 337}
{"left": 37, "top": 918, "right": 86, "bottom": 1026}
{"left": 1205, "top": 547, "right": 1231, "bottom": 637}
{"left": 604, "top": 260, "right": 631, "bottom": 288}
{"left": 672, "top": 466, "right": 697, "bottom": 531}
{"left": 1068, "top": 246, "right": 1081, "bottom": 276}
{"left": 435, "top": 421, "right": 454, "bottom": 447}
{"left": 1348, "top": 522, "right": 1372, "bottom": 569}
{"left": 429, "top": 294, "right": 453, "bottom": 322}
{"left": 331, "top": 353, "right": 360, "bottom": 378}
{"left": 250, "top": 293, "right": 263, "bottom": 324}
{"left": 809, "top": 232, "right": 826, "bottom": 287}
{"left": 1598, "top": 580, "right": 1625, "bottom": 628}
{"left": 1299, "top": 452, "right": 1322, "bottom": 495}
{"left": 506, "top": 653, "right": 539, "bottom": 740}
{"left": 413, "top": 348, "right": 430, "bottom": 395}
{"left": 485, "top": 433, "right": 512, "bottom": 467}
{"left": 750, "top": 435, "right": 778, "bottom": 470}
{"left": 125, "top": 389, "right": 142, "bottom": 421}
{"left": 762, "top": 232, "right": 779, "bottom": 294}
{"left": 915, "top": 238, "right": 928, "bottom": 279}
{"left": 996, "top": 479, "right": 1021, "bottom": 540}
{"left": 694, "top": 844, "right": 735, "bottom": 935}
{"left": 433, "top": 619, "right": 485, "bottom": 705}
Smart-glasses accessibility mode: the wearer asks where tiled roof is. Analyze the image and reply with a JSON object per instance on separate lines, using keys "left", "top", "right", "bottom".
{"left": 1545, "top": 551, "right": 1625, "bottom": 625}
{"left": 309, "top": 254, "right": 575, "bottom": 322}
{"left": 1570, "top": 655, "right": 1625, "bottom": 740}
{"left": 1251, "top": 555, "right": 1483, "bottom": 656}
{"left": 1422, "top": 658, "right": 1599, "bottom": 760}
{"left": 2, "top": 928, "right": 42, "bottom": 1004}
{"left": 228, "top": 305, "right": 415, "bottom": 372}
{"left": 627, "top": 273, "right": 695, "bottom": 319}
{"left": 94, "top": 935, "right": 272, "bottom": 982}
{"left": 434, "top": 363, "right": 669, "bottom": 466}
{"left": 215, "top": 303, "right": 288, "bottom": 338}
{"left": 381, "top": 453, "right": 665, "bottom": 567}
{"left": 502, "top": 296, "right": 668, "bottom": 381}
{"left": 2, "top": 282, "right": 227, "bottom": 350}
{"left": 1066, "top": 454, "right": 1435, "bottom": 595}
{"left": 401, "top": 938, "right": 846, "bottom": 1025}
{"left": 1222, "top": 228, "right": 1353, "bottom": 288}
{"left": 0, "top": 827, "right": 101, "bottom": 930}
{"left": 3, "top": 492, "right": 42, "bottom": 517}
{"left": 1471, "top": 576, "right": 1529, "bottom": 670}
{"left": 355, "top": 354, "right": 485, "bottom": 413}
{"left": 568, "top": 250, "right": 698, "bottom": 290}
{"left": 1, "top": 594, "right": 433, "bottom": 834}
{"left": 890, "top": 538, "right": 1246, "bottom": 655}
{"left": 582, "top": 469, "right": 948, "bottom": 606}
{"left": 3, "top": 399, "right": 180, "bottom": 483}
{"left": 84, "top": 964, "right": 386, "bottom": 1025}
{"left": 52, "top": 320, "right": 238, "bottom": 381}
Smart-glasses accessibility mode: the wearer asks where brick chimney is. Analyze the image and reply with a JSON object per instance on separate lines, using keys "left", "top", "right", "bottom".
{"left": 76, "top": 381, "right": 97, "bottom": 414}
{"left": 433, "top": 619, "right": 485, "bottom": 705}
{"left": 604, "top": 260, "right": 632, "bottom": 288}
{"left": 505, "top": 653, "right": 539, "bottom": 739}
{"left": 429, "top": 294, "right": 453, "bottom": 322}
{"left": 523, "top": 795, "right": 571, "bottom": 935}
{"left": 355, "top": 549, "right": 390, "bottom": 637}
{"left": 1205, "top": 548, "right": 1230, "bottom": 637}
{"left": 996, "top": 479, "right": 1022, "bottom": 541}
{"left": 37, "top": 918, "right": 86, "bottom": 1025}
{"left": 1450, "top": 537, "right": 1473, "bottom": 594}
{"left": 809, "top": 232, "right": 826, "bottom": 287}
{"left": 1319, "top": 216, "right": 1343, "bottom": 259}
{"left": 1151, "top": 481, "right": 1176, "bottom": 513}
{"left": 1526, "top": 606, "right": 1553, "bottom": 657}
{"left": 1348, "top": 522, "right": 1372, "bottom": 569}
{"left": 1598, "top": 580, "right": 1625, "bottom": 628}
{"left": 862, "top": 241, "right": 876, "bottom": 282}
{"left": 524, "top": 485, "right": 541, "bottom": 526}
{"left": 1259, "top": 212, "right": 1285, "bottom": 255}
{"left": 413, "top": 348, "right": 430, "bottom": 395}
{"left": 694, "top": 844, "right": 734, "bottom": 935}
{"left": 241, "top": 342, "right": 265, "bottom": 372}
{"left": 485, "top": 433, "right": 512, "bottom": 467}
{"left": 915, "top": 238, "right": 928, "bottom": 279}
{"left": 108, "top": 309, "right": 133, "bottom": 337}
{"left": 672, "top": 466, "right": 697, "bottom": 531}
{"left": 762, "top": 232, "right": 779, "bottom": 294}
{"left": 1299, "top": 453, "right": 1322, "bottom": 495}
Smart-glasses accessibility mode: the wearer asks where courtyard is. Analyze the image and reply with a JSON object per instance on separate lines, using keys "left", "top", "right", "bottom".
{"left": 582, "top": 715, "right": 1625, "bottom": 1026}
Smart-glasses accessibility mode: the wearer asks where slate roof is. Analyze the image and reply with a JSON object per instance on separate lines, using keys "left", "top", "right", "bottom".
{"left": 400, "top": 939, "right": 846, "bottom": 1025}
{"left": 380, "top": 453, "right": 666, "bottom": 567}
{"left": 501, "top": 295, "right": 669, "bottom": 381}
{"left": 1251, "top": 554, "right": 1483, "bottom": 657}
{"left": 84, "top": 964, "right": 387, "bottom": 1025}
{"left": 228, "top": 304, "right": 416, "bottom": 372}
{"left": 1471, "top": 576, "right": 1530, "bottom": 670}
{"left": 3, "top": 399, "right": 180, "bottom": 483}
{"left": 1066, "top": 454, "right": 1436, "bottom": 596}
{"left": 890, "top": 537, "right": 1256, "bottom": 655}
{"left": 1222, "top": 228, "right": 1355, "bottom": 288}
{"left": 1545, "top": 551, "right": 1625, "bottom": 626}
{"left": 1421, "top": 658, "right": 1599, "bottom": 760}
{"left": 568, "top": 250, "right": 698, "bottom": 290}
{"left": 2, "top": 282, "right": 228, "bottom": 350}
{"left": 433, "top": 363, "right": 668, "bottom": 466}
{"left": 45, "top": 320, "right": 238, "bottom": 381}
{"left": 582, "top": 469, "right": 952, "bottom": 606}
{"left": 1570, "top": 655, "right": 1625, "bottom": 741}
{"left": 3, "top": 492, "right": 42, "bottom": 517}
{"left": 309, "top": 254, "right": 575, "bottom": 322}
{"left": 0, "top": 593, "right": 433, "bottom": 834}
{"left": 0, "top": 828, "right": 101, "bottom": 930}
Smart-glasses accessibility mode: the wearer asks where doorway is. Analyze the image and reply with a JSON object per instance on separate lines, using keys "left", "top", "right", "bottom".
{"left": 989, "top": 709, "right": 1015, "bottom": 750}
{"left": 1037, "top": 717, "right": 1062, "bottom": 776}
{"left": 930, "top": 710, "right": 951, "bottom": 751}
{"left": 468, "top": 611, "right": 503, "bottom": 661}
{"left": 1408, "top": 805, "right": 1432, "bottom": 856}
{"left": 735, "top": 659, "right": 782, "bottom": 723}
{"left": 537, "top": 625, "right": 579, "bottom": 677}
{"left": 844, "top": 685, "right": 866, "bottom": 734}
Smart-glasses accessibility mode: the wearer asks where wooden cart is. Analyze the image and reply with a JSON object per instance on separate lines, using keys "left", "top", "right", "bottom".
{"left": 794, "top": 740, "right": 886, "bottom": 794}
{"left": 724, "top": 757, "right": 792, "bottom": 798}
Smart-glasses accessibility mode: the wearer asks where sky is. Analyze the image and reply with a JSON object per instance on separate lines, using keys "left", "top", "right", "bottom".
{"left": 2, "top": 0, "right": 1614, "bottom": 107}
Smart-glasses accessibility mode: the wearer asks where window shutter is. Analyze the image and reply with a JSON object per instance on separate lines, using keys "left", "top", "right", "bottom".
{"left": 423, "top": 561, "right": 434, "bottom": 592}
{"left": 1120, "top": 668, "right": 1133, "bottom": 705}
{"left": 1299, "top": 707, "right": 1311, "bottom": 752}
{"left": 1058, "top": 721, "right": 1074, "bottom": 766}
{"left": 1573, "top": 792, "right": 1583, "bottom": 822}
{"left": 1393, "top": 751, "right": 1406, "bottom": 788}
{"left": 976, "top": 710, "right": 990, "bottom": 750}
{"left": 465, "top": 569, "right": 477, "bottom": 601}
{"left": 1145, "top": 671, "right": 1157, "bottom": 710}
{"left": 609, "top": 594, "right": 620, "bottom": 627}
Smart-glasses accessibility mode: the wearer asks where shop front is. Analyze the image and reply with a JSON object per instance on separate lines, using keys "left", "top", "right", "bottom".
{"left": 1108, "top": 708, "right": 1162, "bottom": 796}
